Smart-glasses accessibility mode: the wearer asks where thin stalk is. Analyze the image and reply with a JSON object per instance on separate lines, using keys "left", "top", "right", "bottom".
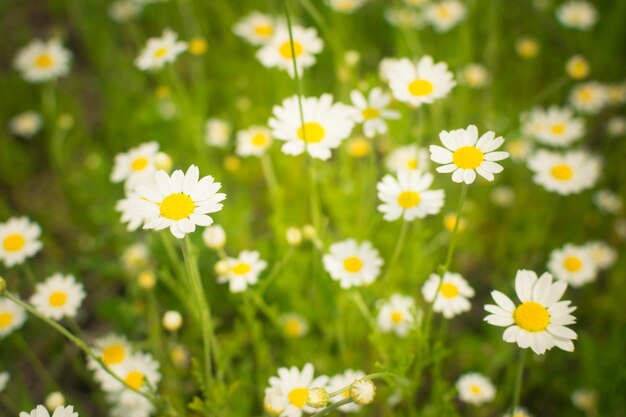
{"left": 381, "top": 220, "right": 410, "bottom": 282}
{"left": 511, "top": 349, "right": 527, "bottom": 415}
{"left": 311, "top": 398, "right": 353, "bottom": 416}
{"left": 14, "top": 334, "right": 59, "bottom": 390}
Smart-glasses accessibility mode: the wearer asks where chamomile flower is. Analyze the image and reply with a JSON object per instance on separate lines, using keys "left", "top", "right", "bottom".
{"left": 384, "top": 7, "right": 425, "bottom": 29}
{"left": 456, "top": 373, "right": 496, "bottom": 405}
{"left": 217, "top": 250, "right": 268, "bottom": 293}
{"left": 135, "top": 29, "right": 187, "bottom": 70}
{"left": 425, "top": 0, "right": 467, "bottom": 32}
{"left": 386, "top": 144, "right": 430, "bottom": 172}
{"left": 233, "top": 12, "right": 279, "bottom": 46}
{"left": 484, "top": 269, "right": 578, "bottom": 355}
{"left": 100, "top": 351, "right": 161, "bottom": 393}
{"left": 0, "top": 298, "right": 27, "bottom": 338}
{"left": 526, "top": 149, "right": 601, "bottom": 195}
{"left": 569, "top": 82, "right": 608, "bottom": 114}
{"left": 236, "top": 126, "right": 273, "bottom": 157}
{"left": 88, "top": 334, "right": 133, "bottom": 377}
{"left": 377, "top": 294, "right": 418, "bottom": 337}
{"left": 256, "top": 25, "right": 323, "bottom": 78}
{"left": 19, "top": 405, "right": 78, "bottom": 417}
{"left": 110, "top": 141, "right": 159, "bottom": 188}
{"left": 377, "top": 170, "right": 445, "bottom": 221}
{"left": 281, "top": 313, "right": 309, "bottom": 338}
{"left": 322, "top": 239, "right": 383, "bottom": 288}
{"left": 264, "top": 363, "right": 329, "bottom": 417}
{"left": 116, "top": 192, "right": 149, "bottom": 231}
{"left": 328, "top": 369, "right": 367, "bottom": 413}
{"left": 430, "top": 125, "right": 509, "bottom": 184}
{"left": 584, "top": 241, "right": 617, "bottom": 270}
{"left": 566, "top": 55, "right": 590, "bottom": 80}
{"left": 128, "top": 165, "right": 226, "bottom": 239}
{"left": 350, "top": 88, "right": 400, "bottom": 138}
{"left": 521, "top": 106, "right": 585, "bottom": 147}
{"left": 556, "top": 1, "right": 597, "bottom": 30}
{"left": 30, "top": 273, "right": 86, "bottom": 320}
{"left": 327, "top": 0, "right": 367, "bottom": 14}
{"left": 459, "top": 63, "right": 489, "bottom": 88}
{"left": 269, "top": 94, "right": 357, "bottom": 160}
{"left": 13, "top": 39, "right": 71, "bottom": 82}
{"left": 204, "top": 118, "right": 232, "bottom": 148}
{"left": 547, "top": 244, "right": 597, "bottom": 287}
{"left": 0, "top": 372, "right": 8, "bottom": 392}
{"left": 9, "top": 111, "right": 43, "bottom": 138}
{"left": 421, "top": 272, "right": 475, "bottom": 319}
{"left": 0, "top": 217, "right": 43, "bottom": 267}
{"left": 386, "top": 56, "right": 456, "bottom": 107}
{"left": 593, "top": 189, "right": 622, "bottom": 214}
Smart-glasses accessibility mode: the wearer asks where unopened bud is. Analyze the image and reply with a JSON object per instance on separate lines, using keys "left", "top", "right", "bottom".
{"left": 138, "top": 271, "right": 156, "bottom": 289}
{"left": 306, "top": 387, "right": 329, "bottom": 408}
{"left": 203, "top": 225, "right": 226, "bottom": 249}
{"left": 45, "top": 391, "right": 66, "bottom": 410}
{"left": 162, "top": 310, "right": 183, "bottom": 332}
{"left": 302, "top": 225, "right": 317, "bottom": 240}
{"left": 215, "top": 260, "right": 230, "bottom": 276}
{"left": 350, "top": 378, "right": 376, "bottom": 405}
{"left": 155, "top": 152, "right": 173, "bottom": 171}
{"left": 286, "top": 227, "right": 302, "bottom": 246}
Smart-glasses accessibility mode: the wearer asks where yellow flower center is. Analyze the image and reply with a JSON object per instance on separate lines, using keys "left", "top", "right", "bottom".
{"left": 578, "top": 88, "right": 593, "bottom": 103}
{"left": 362, "top": 107, "right": 379, "bottom": 120}
{"left": 288, "top": 387, "right": 309, "bottom": 408}
{"left": 48, "top": 291, "right": 68, "bottom": 307}
{"left": 0, "top": 312, "right": 14, "bottom": 329}
{"left": 397, "top": 191, "right": 421, "bottom": 209}
{"left": 439, "top": 282, "right": 459, "bottom": 299}
{"left": 159, "top": 193, "right": 195, "bottom": 220}
{"left": 231, "top": 262, "right": 251, "bottom": 275}
{"left": 550, "top": 164, "right": 573, "bottom": 181}
{"left": 347, "top": 138, "right": 371, "bottom": 158}
{"left": 470, "top": 385, "right": 481, "bottom": 394}
{"left": 102, "top": 344, "right": 126, "bottom": 365}
{"left": 297, "top": 122, "right": 325, "bottom": 143}
{"left": 189, "top": 38, "right": 208, "bottom": 56}
{"left": 343, "top": 256, "right": 363, "bottom": 273}
{"left": 251, "top": 133, "right": 268, "bottom": 147}
{"left": 3, "top": 234, "right": 26, "bottom": 252}
{"left": 35, "top": 54, "right": 54, "bottom": 68}
{"left": 131, "top": 157, "right": 149, "bottom": 171}
{"left": 124, "top": 370, "right": 145, "bottom": 390}
{"left": 391, "top": 311, "right": 403, "bottom": 323}
{"left": 563, "top": 256, "right": 582, "bottom": 272}
{"left": 452, "top": 146, "right": 484, "bottom": 169}
{"left": 514, "top": 301, "right": 550, "bottom": 332}
{"left": 437, "top": 5, "right": 451, "bottom": 18}
{"left": 569, "top": 61, "right": 588, "bottom": 79}
{"left": 342, "top": 389, "right": 350, "bottom": 398}
{"left": 406, "top": 158, "right": 418, "bottom": 169}
{"left": 154, "top": 47, "right": 169, "bottom": 58}
{"left": 408, "top": 79, "right": 434, "bottom": 97}
{"left": 254, "top": 24, "right": 273, "bottom": 37}
{"left": 550, "top": 123, "right": 566, "bottom": 135}
{"left": 279, "top": 41, "right": 303, "bottom": 59}
{"left": 284, "top": 319, "right": 302, "bottom": 337}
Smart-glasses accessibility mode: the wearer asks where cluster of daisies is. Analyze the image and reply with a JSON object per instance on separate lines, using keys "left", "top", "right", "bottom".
{"left": 382, "top": 0, "right": 467, "bottom": 32}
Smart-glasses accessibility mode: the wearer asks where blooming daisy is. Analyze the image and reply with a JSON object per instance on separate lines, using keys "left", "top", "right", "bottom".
{"left": 566, "top": 55, "right": 589, "bottom": 80}
{"left": 9, "top": 111, "right": 43, "bottom": 138}
{"left": 0, "top": 216, "right": 43, "bottom": 267}
{"left": 30, "top": 273, "right": 86, "bottom": 320}
{"left": 526, "top": 149, "right": 601, "bottom": 195}
{"left": 217, "top": 250, "right": 268, "bottom": 293}
{"left": 110, "top": 141, "right": 159, "bottom": 188}
{"left": 135, "top": 29, "right": 188, "bottom": 70}
{"left": 547, "top": 244, "right": 597, "bottom": 288}
{"left": 593, "top": 189, "right": 623, "bottom": 214}
{"left": 116, "top": 192, "right": 150, "bottom": 232}
{"left": 236, "top": 126, "right": 273, "bottom": 157}
{"left": 281, "top": 313, "right": 309, "bottom": 338}
{"left": 556, "top": 1, "right": 597, "bottom": 30}
{"left": 128, "top": 165, "right": 226, "bottom": 239}
{"left": 269, "top": 94, "right": 357, "bottom": 160}
{"left": 520, "top": 106, "right": 585, "bottom": 147}
{"left": 349, "top": 87, "right": 400, "bottom": 138}
{"left": 430, "top": 125, "right": 509, "bottom": 184}
{"left": 385, "top": 56, "right": 456, "bottom": 107}
{"left": 328, "top": 369, "right": 367, "bottom": 413}
{"left": 256, "top": 25, "right": 323, "bottom": 78}
{"left": 100, "top": 351, "right": 161, "bottom": 393}
{"left": 204, "top": 118, "right": 232, "bottom": 148}
{"left": 377, "top": 170, "right": 444, "bottom": 221}
{"left": 264, "top": 363, "right": 329, "bottom": 417}
{"left": 327, "top": 0, "right": 367, "bottom": 14}
{"left": 88, "top": 334, "right": 133, "bottom": 385}
{"left": 19, "top": 405, "right": 78, "bottom": 417}
{"left": 13, "top": 39, "right": 71, "bottom": 82}
{"left": 322, "top": 239, "right": 383, "bottom": 288}
{"left": 386, "top": 144, "right": 430, "bottom": 172}
{"left": 456, "top": 373, "right": 496, "bottom": 405}
{"left": 569, "top": 82, "right": 608, "bottom": 114}
{"left": 425, "top": 0, "right": 467, "bottom": 32}
{"left": 421, "top": 272, "right": 475, "bottom": 319}
{"left": 584, "top": 241, "right": 617, "bottom": 270}
{"left": 0, "top": 298, "right": 27, "bottom": 338}
{"left": 484, "top": 269, "right": 577, "bottom": 354}
{"left": 233, "top": 12, "right": 279, "bottom": 46}
{"left": 377, "top": 294, "right": 418, "bottom": 337}
{"left": 459, "top": 63, "right": 489, "bottom": 88}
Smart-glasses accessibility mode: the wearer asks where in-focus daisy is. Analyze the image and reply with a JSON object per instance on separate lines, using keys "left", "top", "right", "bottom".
{"left": 30, "top": 273, "right": 86, "bottom": 320}
{"left": 19, "top": 405, "right": 78, "bottom": 417}
{"left": 386, "top": 144, "right": 430, "bottom": 172}
{"left": 556, "top": 1, "right": 597, "bottom": 30}
{"left": 135, "top": 29, "right": 187, "bottom": 71}
{"left": 110, "top": 141, "right": 159, "bottom": 188}
{"left": 593, "top": 189, "right": 623, "bottom": 214}
{"left": 256, "top": 25, "right": 323, "bottom": 78}
{"left": 281, "top": 313, "right": 309, "bottom": 338}
{"left": 459, "top": 63, "right": 489, "bottom": 88}
{"left": 233, "top": 12, "right": 279, "bottom": 46}
{"left": 385, "top": 56, "right": 456, "bottom": 107}
{"left": 421, "top": 272, "right": 475, "bottom": 319}
{"left": 236, "top": 126, "right": 273, "bottom": 157}
{"left": 269, "top": 94, "right": 357, "bottom": 160}
{"left": 217, "top": 250, "right": 268, "bottom": 293}
{"left": 128, "top": 165, "right": 226, "bottom": 238}
{"left": 0, "top": 216, "right": 43, "bottom": 267}
{"left": 456, "top": 373, "right": 496, "bottom": 405}
{"left": 327, "top": 0, "right": 367, "bottom": 14}
{"left": 322, "top": 239, "right": 383, "bottom": 288}
{"left": 569, "top": 82, "right": 608, "bottom": 114}
{"left": 527, "top": 149, "right": 601, "bottom": 195}
{"left": 484, "top": 269, "right": 577, "bottom": 354}
{"left": 264, "top": 363, "right": 329, "bottom": 417}
{"left": 13, "top": 39, "right": 71, "bottom": 82}
{"left": 547, "top": 244, "right": 597, "bottom": 288}
{"left": 0, "top": 298, "right": 27, "bottom": 338}
{"left": 425, "top": 0, "right": 467, "bottom": 32}
{"left": 520, "top": 106, "right": 585, "bottom": 147}
{"left": 327, "top": 369, "right": 367, "bottom": 413}
{"left": 9, "top": 111, "right": 43, "bottom": 138}
{"left": 566, "top": 55, "right": 589, "bottom": 80}
{"left": 377, "top": 170, "right": 445, "bottom": 221}
{"left": 204, "top": 117, "right": 232, "bottom": 148}
{"left": 350, "top": 88, "right": 400, "bottom": 138}
{"left": 430, "top": 125, "right": 509, "bottom": 184}
{"left": 377, "top": 294, "right": 418, "bottom": 337}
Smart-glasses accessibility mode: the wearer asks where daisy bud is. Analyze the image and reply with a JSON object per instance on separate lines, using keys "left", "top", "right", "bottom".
{"left": 566, "top": 55, "right": 589, "bottom": 80}
{"left": 155, "top": 152, "right": 173, "bottom": 171}
{"left": 302, "top": 224, "right": 317, "bottom": 240}
{"left": 516, "top": 36, "right": 539, "bottom": 59}
{"left": 215, "top": 260, "right": 230, "bottom": 276}
{"left": 162, "top": 310, "right": 183, "bottom": 332}
{"left": 572, "top": 388, "right": 597, "bottom": 412}
{"left": 286, "top": 227, "right": 302, "bottom": 246}
{"left": 138, "top": 271, "right": 156, "bottom": 289}
{"left": 45, "top": 391, "right": 66, "bottom": 410}
{"left": 0, "top": 277, "right": 5, "bottom": 294}
{"left": 155, "top": 85, "right": 170, "bottom": 99}
{"left": 306, "top": 387, "right": 329, "bottom": 408}
{"left": 350, "top": 378, "right": 376, "bottom": 405}
{"left": 203, "top": 225, "right": 226, "bottom": 249}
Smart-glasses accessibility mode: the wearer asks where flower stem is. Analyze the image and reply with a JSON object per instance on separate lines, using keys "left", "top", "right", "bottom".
{"left": 381, "top": 220, "right": 410, "bottom": 282}
{"left": 511, "top": 349, "right": 527, "bottom": 415}
{"left": 310, "top": 398, "right": 353, "bottom": 416}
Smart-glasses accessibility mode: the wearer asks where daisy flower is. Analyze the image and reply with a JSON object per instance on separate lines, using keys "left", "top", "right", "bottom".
{"left": 385, "top": 56, "right": 456, "bottom": 107}
{"left": 236, "top": 126, "right": 273, "bottom": 157}
{"left": 377, "top": 170, "right": 445, "bottom": 221}
{"left": 526, "top": 149, "right": 601, "bottom": 195}
{"left": 128, "top": 165, "right": 226, "bottom": 239}
{"left": 256, "top": 25, "right": 323, "bottom": 78}
{"left": 204, "top": 118, "right": 232, "bottom": 148}
{"left": 327, "top": 369, "right": 367, "bottom": 413}
{"left": 430, "top": 125, "right": 509, "bottom": 184}
{"left": 593, "top": 189, "right": 623, "bottom": 214}
{"left": 569, "top": 82, "right": 608, "bottom": 114}
{"left": 327, "top": 0, "right": 367, "bottom": 14}
{"left": 202, "top": 224, "right": 226, "bottom": 249}
{"left": 322, "top": 239, "right": 383, "bottom": 288}
{"left": 421, "top": 272, "right": 475, "bottom": 319}
{"left": 547, "top": 244, "right": 597, "bottom": 288}
{"left": 484, "top": 269, "right": 577, "bottom": 355}
{"left": 556, "top": 1, "right": 597, "bottom": 30}
{"left": 233, "top": 12, "right": 279, "bottom": 46}
{"left": 0, "top": 216, "right": 43, "bottom": 267}
{"left": 9, "top": 111, "right": 43, "bottom": 138}
{"left": 459, "top": 63, "right": 489, "bottom": 88}
{"left": 585, "top": 241, "right": 617, "bottom": 270}
{"left": 425, "top": 0, "right": 467, "bottom": 32}
{"left": 100, "top": 351, "right": 161, "bottom": 393}
{"left": 0, "top": 298, "right": 27, "bottom": 338}
{"left": 91, "top": 333, "right": 133, "bottom": 369}
{"left": 386, "top": 144, "right": 430, "bottom": 172}
{"left": 456, "top": 373, "right": 496, "bottom": 405}
{"left": 13, "top": 39, "right": 71, "bottom": 82}
{"left": 521, "top": 106, "right": 585, "bottom": 147}
{"left": 217, "top": 250, "right": 268, "bottom": 293}
{"left": 377, "top": 294, "right": 418, "bottom": 337}
{"left": 264, "top": 363, "right": 329, "bottom": 417}
{"left": 349, "top": 87, "right": 400, "bottom": 138}
{"left": 566, "top": 55, "right": 589, "bottom": 80}
{"left": 30, "top": 273, "right": 86, "bottom": 320}
{"left": 269, "top": 94, "right": 357, "bottom": 160}
{"left": 135, "top": 29, "right": 188, "bottom": 71}
{"left": 116, "top": 192, "right": 149, "bottom": 232}
{"left": 384, "top": 7, "right": 425, "bottom": 29}
{"left": 19, "top": 405, "right": 78, "bottom": 417}
{"left": 281, "top": 313, "right": 309, "bottom": 338}
{"left": 110, "top": 141, "right": 159, "bottom": 188}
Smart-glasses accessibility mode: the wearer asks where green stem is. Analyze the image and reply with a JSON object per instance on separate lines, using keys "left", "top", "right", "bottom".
{"left": 311, "top": 398, "right": 353, "bottom": 416}
{"left": 349, "top": 291, "right": 389, "bottom": 362}
{"left": 14, "top": 334, "right": 59, "bottom": 390}
{"left": 440, "top": 182, "right": 469, "bottom": 273}
{"left": 381, "top": 220, "right": 410, "bottom": 282}
{"left": 511, "top": 349, "right": 526, "bottom": 415}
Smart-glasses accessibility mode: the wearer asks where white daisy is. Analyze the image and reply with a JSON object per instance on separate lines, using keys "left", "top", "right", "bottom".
{"left": 569, "top": 82, "right": 608, "bottom": 114}
{"left": 13, "top": 39, "right": 71, "bottom": 82}
{"left": 547, "top": 244, "right": 597, "bottom": 288}
{"left": 236, "top": 125, "right": 273, "bottom": 157}
{"left": 0, "top": 298, "right": 27, "bottom": 338}
{"left": 377, "top": 170, "right": 445, "bottom": 221}
{"left": 264, "top": 363, "right": 329, "bottom": 417}
{"left": 520, "top": 106, "right": 585, "bottom": 147}
{"left": 9, "top": 111, "right": 43, "bottom": 138}
{"left": 217, "top": 250, "right": 268, "bottom": 293}
{"left": 607, "top": 116, "right": 626, "bottom": 137}
{"left": 19, "top": 405, "right": 78, "bottom": 417}
{"left": 322, "top": 239, "right": 383, "bottom": 288}
{"left": 593, "top": 189, "right": 623, "bottom": 214}
{"left": 233, "top": 12, "right": 279, "bottom": 46}
{"left": 256, "top": 25, "right": 324, "bottom": 78}
{"left": 269, "top": 94, "right": 357, "bottom": 160}
{"left": 556, "top": 1, "right": 597, "bottom": 30}
{"left": 30, "top": 273, "right": 86, "bottom": 320}
{"left": 425, "top": 0, "right": 467, "bottom": 32}
{"left": 584, "top": 241, "right": 617, "bottom": 270}
{"left": 135, "top": 29, "right": 188, "bottom": 71}
{"left": 116, "top": 192, "right": 149, "bottom": 232}
{"left": 128, "top": 165, "right": 226, "bottom": 239}
{"left": 100, "top": 351, "right": 161, "bottom": 393}
{"left": 204, "top": 118, "right": 232, "bottom": 148}
{"left": 0, "top": 216, "right": 43, "bottom": 267}
{"left": 385, "top": 56, "right": 456, "bottom": 107}
{"left": 526, "top": 149, "right": 601, "bottom": 195}
{"left": 430, "top": 124, "right": 509, "bottom": 184}
{"left": 280, "top": 313, "right": 309, "bottom": 338}
{"left": 459, "top": 63, "right": 489, "bottom": 88}
{"left": 484, "top": 269, "right": 578, "bottom": 355}
{"left": 327, "top": 369, "right": 367, "bottom": 413}
{"left": 377, "top": 294, "right": 418, "bottom": 337}
{"left": 421, "top": 272, "right": 475, "bottom": 319}
{"left": 384, "top": 7, "right": 425, "bottom": 29}
{"left": 91, "top": 333, "right": 133, "bottom": 369}
{"left": 110, "top": 141, "right": 159, "bottom": 189}
{"left": 327, "top": 0, "right": 367, "bottom": 14}
{"left": 350, "top": 87, "right": 400, "bottom": 138}
{"left": 386, "top": 144, "right": 430, "bottom": 172}
{"left": 456, "top": 373, "right": 496, "bottom": 405}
